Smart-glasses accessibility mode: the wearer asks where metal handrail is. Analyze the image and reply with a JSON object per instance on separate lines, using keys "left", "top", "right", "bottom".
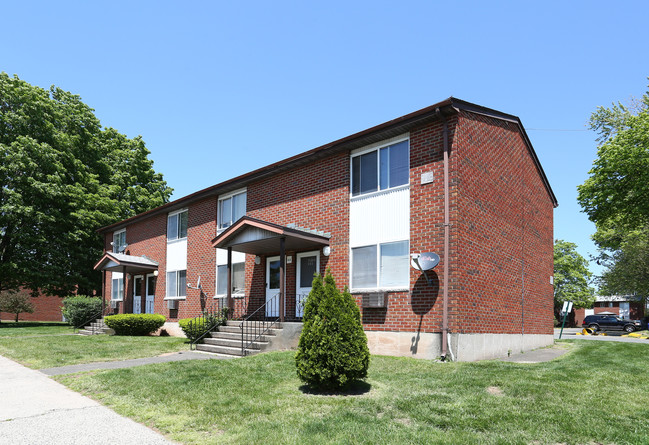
{"left": 240, "top": 294, "right": 280, "bottom": 356}
{"left": 189, "top": 300, "right": 228, "bottom": 350}
{"left": 73, "top": 305, "right": 111, "bottom": 334}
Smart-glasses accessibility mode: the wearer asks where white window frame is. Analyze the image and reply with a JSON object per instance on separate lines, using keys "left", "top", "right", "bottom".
{"left": 217, "top": 188, "right": 247, "bottom": 232}
{"left": 216, "top": 262, "right": 246, "bottom": 298}
{"left": 165, "top": 269, "right": 187, "bottom": 300}
{"left": 167, "top": 209, "right": 188, "bottom": 243}
{"left": 350, "top": 240, "right": 410, "bottom": 292}
{"left": 112, "top": 229, "right": 126, "bottom": 253}
{"left": 111, "top": 273, "right": 124, "bottom": 301}
{"left": 350, "top": 135, "right": 409, "bottom": 198}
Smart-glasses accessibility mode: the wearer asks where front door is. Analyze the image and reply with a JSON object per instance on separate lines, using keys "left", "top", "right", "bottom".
{"left": 133, "top": 275, "right": 143, "bottom": 314}
{"left": 296, "top": 251, "right": 319, "bottom": 318}
{"left": 145, "top": 274, "right": 156, "bottom": 314}
{"left": 266, "top": 256, "right": 281, "bottom": 317}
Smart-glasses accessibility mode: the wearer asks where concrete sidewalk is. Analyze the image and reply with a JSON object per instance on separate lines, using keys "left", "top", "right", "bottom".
{"left": 40, "top": 350, "right": 227, "bottom": 376}
{"left": 0, "top": 355, "right": 175, "bottom": 445}
{"left": 500, "top": 344, "right": 569, "bottom": 363}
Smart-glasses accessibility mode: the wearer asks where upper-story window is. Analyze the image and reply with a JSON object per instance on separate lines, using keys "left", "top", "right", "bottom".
{"left": 218, "top": 189, "right": 246, "bottom": 230}
{"left": 112, "top": 229, "right": 126, "bottom": 253}
{"left": 167, "top": 209, "right": 188, "bottom": 241}
{"left": 351, "top": 139, "right": 409, "bottom": 196}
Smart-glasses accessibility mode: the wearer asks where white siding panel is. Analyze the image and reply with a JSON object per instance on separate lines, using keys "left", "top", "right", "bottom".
{"left": 167, "top": 239, "right": 187, "bottom": 271}
{"left": 350, "top": 186, "right": 410, "bottom": 247}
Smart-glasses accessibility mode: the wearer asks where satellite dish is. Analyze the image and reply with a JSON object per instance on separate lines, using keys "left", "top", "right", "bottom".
{"left": 411, "top": 252, "right": 440, "bottom": 271}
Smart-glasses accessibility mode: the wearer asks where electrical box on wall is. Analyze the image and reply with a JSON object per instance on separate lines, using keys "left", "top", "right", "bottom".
{"left": 166, "top": 299, "right": 178, "bottom": 310}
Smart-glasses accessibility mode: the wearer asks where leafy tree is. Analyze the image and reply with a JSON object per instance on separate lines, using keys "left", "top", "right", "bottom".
{"left": 295, "top": 270, "right": 370, "bottom": 390}
{"left": 0, "top": 290, "right": 35, "bottom": 322}
{"left": 0, "top": 73, "right": 172, "bottom": 297}
{"left": 553, "top": 240, "right": 595, "bottom": 315}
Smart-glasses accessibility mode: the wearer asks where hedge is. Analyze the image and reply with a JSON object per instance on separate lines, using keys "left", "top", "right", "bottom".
{"left": 62, "top": 296, "right": 103, "bottom": 327}
{"left": 104, "top": 314, "right": 166, "bottom": 336}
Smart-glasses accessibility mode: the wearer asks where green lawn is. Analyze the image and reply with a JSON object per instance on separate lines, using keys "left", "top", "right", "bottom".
{"left": 56, "top": 341, "right": 649, "bottom": 445}
{"left": 0, "top": 333, "right": 188, "bottom": 369}
{"left": 0, "top": 321, "right": 71, "bottom": 337}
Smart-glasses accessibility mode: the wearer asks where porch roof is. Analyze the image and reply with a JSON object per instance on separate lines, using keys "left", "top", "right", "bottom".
{"left": 211, "top": 216, "right": 330, "bottom": 255}
{"left": 94, "top": 252, "right": 159, "bottom": 275}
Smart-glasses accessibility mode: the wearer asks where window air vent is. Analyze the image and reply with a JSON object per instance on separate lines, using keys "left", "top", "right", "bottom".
{"left": 167, "top": 299, "right": 178, "bottom": 310}
{"left": 361, "top": 292, "right": 386, "bottom": 308}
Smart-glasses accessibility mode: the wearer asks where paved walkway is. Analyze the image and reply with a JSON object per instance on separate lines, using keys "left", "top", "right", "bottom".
{"left": 554, "top": 328, "right": 649, "bottom": 343}
{"left": 0, "top": 355, "right": 176, "bottom": 445}
{"left": 40, "top": 350, "right": 228, "bottom": 376}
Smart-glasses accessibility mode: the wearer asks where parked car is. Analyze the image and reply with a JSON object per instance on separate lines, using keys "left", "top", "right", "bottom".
{"left": 582, "top": 314, "right": 642, "bottom": 333}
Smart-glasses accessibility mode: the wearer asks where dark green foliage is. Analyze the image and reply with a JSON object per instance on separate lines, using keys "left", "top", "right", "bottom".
{"left": 295, "top": 270, "right": 370, "bottom": 390}
{"left": 0, "top": 290, "right": 35, "bottom": 322}
{"left": 61, "top": 296, "right": 102, "bottom": 327}
{"left": 0, "top": 73, "right": 172, "bottom": 297}
{"left": 104, "top": 314, "right": 166, "bottom": 336}
{"left": 179, "top": 309, "right": 228, "bottom": 342}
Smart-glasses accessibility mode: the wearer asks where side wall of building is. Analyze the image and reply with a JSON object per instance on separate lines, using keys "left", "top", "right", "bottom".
{"left": 452, "top": 111, "right": 554, "bottom": 336}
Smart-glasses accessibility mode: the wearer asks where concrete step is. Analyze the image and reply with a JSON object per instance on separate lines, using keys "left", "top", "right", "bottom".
{"left": 225, "top": 320, "right": 282, "bottom": 328}
{"left": 203, "top": 336, "right": 268, "bottom": 350}
{"left": 195, "top": 343, "right": 260, "bottom": 357}
{"left": 217, "top": 325, "right": 282, "bottom": 336}
{"left": 207, "top": 331, "right": 275, "bottom": 343}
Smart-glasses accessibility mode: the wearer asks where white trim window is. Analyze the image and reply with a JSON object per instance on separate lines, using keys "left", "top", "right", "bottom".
{"left": 166, "top": 270, "right": 186, "bottom": 299}
{"left": 111, "top": 273, "right": 124, "bottom": 301}
{"left": 216, "top": 263, "right": 245, "bottom": 297}
{"left": 167, "top": 209, "right": 188, "bottom": 242}
{"left": 218, "top": 189, "right": 246, "bottom": 231}
{"left": 113, "top": 229, "right": 126, "bottom": 253}
{"left": 351, "top": 240, "right": 409, "bottom": 290}
{"left": 351, "top": 139, "right": 409, "bottom": 197}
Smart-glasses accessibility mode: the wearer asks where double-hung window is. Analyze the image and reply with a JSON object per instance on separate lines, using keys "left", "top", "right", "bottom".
{"left": 216, "top": 263, "right": 245, "bottom": 297}
{"left": 352, "top": 240, "right": 410, "bottom": 289}
{"left": 218, "top": 189, "right": 246, "bottom": 230}
{"left": 113, "top": 229, "right": 126, "bottom": 253}
{"left": 167, "top": 210, "right": 188, "bottom": 241}
{"left": 166, "top": 270, "right": 186, "bottom": 299}
{"left": 111, "top": 274, "right": 124, "bottom": 301}
{"left": 351, "top": 139, "right": 409, "bottom": 196}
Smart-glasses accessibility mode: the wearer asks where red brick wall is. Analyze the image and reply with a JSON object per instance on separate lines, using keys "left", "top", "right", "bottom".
{"left": 0, "top": 289, "right": 64, "bottom": 322}
{"left": 452, "top": 112, "right": 554, "bottom": 335}
{"left": 100, "top": 110, "right": 554, "bottom": 337}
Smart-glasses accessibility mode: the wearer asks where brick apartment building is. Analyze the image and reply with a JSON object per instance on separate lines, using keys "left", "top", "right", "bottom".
{"left": 95, "top": 98, "right": 557, "bottom": 361}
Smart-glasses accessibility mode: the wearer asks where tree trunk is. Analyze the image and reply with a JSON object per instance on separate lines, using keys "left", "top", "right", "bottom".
{"left": 15, "top": 312, "right": 19, "bottom": 322}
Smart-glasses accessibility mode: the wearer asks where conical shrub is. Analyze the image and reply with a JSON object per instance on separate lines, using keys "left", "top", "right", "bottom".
{"left": 295, "top": 269, "right": 370, "bottom": 390}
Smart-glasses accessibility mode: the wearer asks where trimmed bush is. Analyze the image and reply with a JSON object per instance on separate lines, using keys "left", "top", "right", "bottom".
{"left": 295, "top": 269, "right": 370, "bottom": 390}
{"left": 62, "top": 296, "right": 103, "bottom": 327}
{"left": 104, "top": 314, "right": 166, "bottom": 336}
{"left": 179, "top": 308, "right": 228, "bottom": 342}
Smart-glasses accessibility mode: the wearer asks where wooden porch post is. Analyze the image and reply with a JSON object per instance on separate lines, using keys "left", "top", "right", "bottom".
{"left": 101, "top": 270, "right": 106, "bottom": 315}
{"left": 227, "top": 247, "right": 233, "bottom": 315}
{"left": 122, "top": 266, "right": 128, "bottom": 314}
{"left": 279, "top": 237, "right": 285, "bottom": 323}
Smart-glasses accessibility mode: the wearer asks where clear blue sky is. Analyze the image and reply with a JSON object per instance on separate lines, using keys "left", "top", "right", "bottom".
{"left": 3, "top": 1, "right": 648, "bottom": 277}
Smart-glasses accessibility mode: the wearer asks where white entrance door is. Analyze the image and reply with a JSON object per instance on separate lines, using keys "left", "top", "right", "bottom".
{"left": 266, "top": 256, "right": 281, "bottom": 317}
{"left": 133, "top": 276, "right": 143, "bottom": 314}
{"left": 145, "top": 274, "right": 156, "bottom": 314}
{"left": 296, "top": 251, "right": 319, "bottom": 318}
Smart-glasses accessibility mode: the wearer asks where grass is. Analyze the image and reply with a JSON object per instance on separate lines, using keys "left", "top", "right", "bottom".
{"left": 0, "top": 321, "right": 71, "bottom": 337}
{"left": 56, "top": 340, "right": 649, "bottom": 445}
{"left": 0, "top": 332, "right": 188, "bottom": 369}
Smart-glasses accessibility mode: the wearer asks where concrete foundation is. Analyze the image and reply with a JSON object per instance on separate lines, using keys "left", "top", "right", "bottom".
{"left": 366, "top": 330, "right": 554, "bottom": 361}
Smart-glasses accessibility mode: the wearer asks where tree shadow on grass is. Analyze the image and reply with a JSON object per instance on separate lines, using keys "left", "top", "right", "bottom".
{"left": 298, "top": 380, "right": 372, "bottom": 396}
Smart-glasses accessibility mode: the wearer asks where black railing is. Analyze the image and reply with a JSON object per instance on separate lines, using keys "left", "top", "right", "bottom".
{"left": 240, "top": 293, "right": 281, "bottom": 356}
{"left": 73, "top": 305, "right": 112, "bottom": 334}
{"left": 189, "top": 299, "right": 229, "bottom": 350}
